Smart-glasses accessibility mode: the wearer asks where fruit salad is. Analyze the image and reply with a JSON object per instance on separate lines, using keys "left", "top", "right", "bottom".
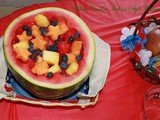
{"left": 13, "top": 14, "right": 83, "bottom": 78}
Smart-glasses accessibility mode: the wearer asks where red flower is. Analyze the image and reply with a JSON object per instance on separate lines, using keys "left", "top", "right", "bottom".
{"left": 131, "top": 43, "right": 142, "bottom": 61}
{"left": 139, "top": 27, "right": 145, "bottom": 40}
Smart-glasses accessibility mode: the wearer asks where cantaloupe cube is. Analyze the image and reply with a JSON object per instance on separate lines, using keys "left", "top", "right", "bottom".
{"left": 15, "top": 47, "right": 31, "bottom": 62}
{"left": 66, "top": 62, "right": 78, "bottom": 75}
{"left": 17, "top": 31, "right": 32, "bottom": 42}
{"left": 43, "top": 50, "right": 59, "bottom": 65}
{"left": 66, "top": 53, "right": 76, "bottom": 64}
{"left": 46, "top": 25, "right": 62, "bottom": 40}
{"left": 71, "top": 41, "right": 82, "bottom": 55}
{"left": 31, "top": 36, "right": 48, "bottom": 50}
{"left": 31, "top": 61, "right": 49, "bottom": 75}
{"left": 35, "top": 14, "right": 50, "bottom": 27}
{"left": 49, "top": 64, "right": 62, "bottom": 73}
{"left": 13, "top": 41, "right": 29, "bottom": 50}
{"left": 31, "top": 25, "right": 41, "bottom": 37}
{"left": 37, "top": 56, "right": 43, "bottom": 63}
{"left": 58, "top": 22, "right": 69, "bottom": 34}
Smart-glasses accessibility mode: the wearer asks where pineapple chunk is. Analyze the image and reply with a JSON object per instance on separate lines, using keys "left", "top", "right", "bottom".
{"left": 66, "top": 62, "right": 78, "bottom": 75}
{"left": 13, "top": 41, "right": 29, "bottom": 50}
{"left": 49, "top": 64, "right": 62, "bottom": 74}
{"left": 35, "top": 14, "right": 50, "bottom": 27}
{"left": 43, "top": 50, "right": 59, "bottom": 65}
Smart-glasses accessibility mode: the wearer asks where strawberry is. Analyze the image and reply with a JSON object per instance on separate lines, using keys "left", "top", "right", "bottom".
{"left": 58, "top": 41, "right": 71, "bottom": 54}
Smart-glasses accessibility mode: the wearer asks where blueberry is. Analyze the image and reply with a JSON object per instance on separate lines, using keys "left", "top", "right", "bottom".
{"left": 47, "top": 72, "right": 53, "bottom": 78}
{"left": 30, "top": 54, "right": 36, "bottom": 60}
{"left": 23, "top": 25, "right": 29, "bottom": 30}
{"left": 28, "top": 47, "right": 34, "bottom": 52}
{"left": 39, "top": 27, "right": 47, "bottom": 36}
{"left": 54, "top": 40, "right": 59, "bottom": 45}
{"left": 46, "top": 45, "right": 58, "bottom": 52}
{"left": 35, "top": 49, "right": 41, "bottom": 55}
{"left": 50, "top": 20, "right": 57, "bottom": 26}
{"left": 52, "top": 45, "right": 58, "bottom": 52}
{"left": 60, "top": 62, "right": 68, "bottom": 69}
{"left": 29, "top": 42, "right": 34, "bottom": 47}
{"left": 62, "top": 54, "right": 68, "bottom": 63}
{"left": 74, "top": 32, "right": 80, "bottom": 38}
{"left": 68, "top": 36, "right": 74, "bottom": 43}
{"left": 76, "top": 55, "right": 82, "bottom": 61}
{"left": 26, "top": 29, "right": 32, "bottom": 36}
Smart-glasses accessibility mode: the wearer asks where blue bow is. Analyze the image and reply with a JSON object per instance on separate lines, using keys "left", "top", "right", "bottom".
{"left": 121, "top": 35, "right": 141, "bottom": 52}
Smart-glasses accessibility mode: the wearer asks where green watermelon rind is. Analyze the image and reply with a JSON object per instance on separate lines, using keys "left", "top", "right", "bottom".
{"left": 3, "top": 7, "right": 95, "bottom": 99}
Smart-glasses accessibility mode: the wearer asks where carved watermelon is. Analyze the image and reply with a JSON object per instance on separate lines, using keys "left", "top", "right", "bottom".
{"left": 3, "top": 7, "right": 95, "bottom": 99}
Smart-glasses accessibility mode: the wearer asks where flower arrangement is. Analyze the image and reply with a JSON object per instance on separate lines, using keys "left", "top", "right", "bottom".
{"left": 120, "top": 0, "right": 160, "bottom": 84}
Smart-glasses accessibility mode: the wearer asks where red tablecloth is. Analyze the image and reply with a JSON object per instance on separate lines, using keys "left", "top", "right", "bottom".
{"left": 0, "top": 0, "right": 160, "bottom": 119}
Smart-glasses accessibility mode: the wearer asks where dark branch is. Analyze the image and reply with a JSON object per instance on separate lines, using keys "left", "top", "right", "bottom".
{"left": 133, "top": 0, "right": 159, "bottom": 36}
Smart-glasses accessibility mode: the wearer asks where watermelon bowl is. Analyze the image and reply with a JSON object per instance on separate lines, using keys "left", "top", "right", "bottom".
{"left": 3, "top": 7, "right": 96, "bottom": 100}
{"left": 120, "top": 0, "right": 160, "bottom": 85}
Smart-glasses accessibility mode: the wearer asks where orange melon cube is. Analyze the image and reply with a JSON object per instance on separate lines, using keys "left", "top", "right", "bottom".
{"left": 17, "top": 31, "right": 32, "bottom": 42}
{"left": 58, "top": 22, "right": 69, "bottom": 34}
{"left": 15, "top": 47, "right": 31, "bottom": 62}
{"left": 31, "top": 25, "right": 41, "bottom": 37}
{"left": 67, "top": 53, "right": 76, "bottom": 64}
{"left": 37, "top": 56, "right": 43, "bottom": 63}
{"left": 31, "top": 61, "right": 49, "bottom": 75}
{"left": 31, "top": 36, "right": 48, "bottom": 50}
{"left": 71, "top": 41, "right": 82, "bottom": 55}
{"left": 46, "top": 25, "right": 62, "bottom": 40}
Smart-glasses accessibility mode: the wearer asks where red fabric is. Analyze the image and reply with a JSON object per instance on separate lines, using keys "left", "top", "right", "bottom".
{"left": 0, "top": 0, "right": 160, "bottom": 119}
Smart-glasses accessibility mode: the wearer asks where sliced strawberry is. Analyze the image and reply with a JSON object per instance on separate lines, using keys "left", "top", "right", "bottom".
{"left": 58, "top": 41, "right": 71, "bottom": 54}
{"left": 63, "top": 28, "right": 77, "bottom": 41}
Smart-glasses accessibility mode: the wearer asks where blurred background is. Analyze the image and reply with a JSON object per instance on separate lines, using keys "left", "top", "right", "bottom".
{"left": 0, "top": 0, "right": 58, "bottom": 18}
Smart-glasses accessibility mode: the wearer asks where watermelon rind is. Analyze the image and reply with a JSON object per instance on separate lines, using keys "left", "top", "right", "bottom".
{"left": 3, "top": 7, "right": 95, "bottom": 99}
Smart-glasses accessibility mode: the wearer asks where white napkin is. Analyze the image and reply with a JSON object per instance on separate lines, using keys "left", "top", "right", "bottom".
{"left": 78, "top": 33, "right": 111, "bottom": 104}
{"left": 0, "top": 33, "right": 111, "bottom": 106}
{"left": 0, "top": 38, "right": 15, "bottom": 99}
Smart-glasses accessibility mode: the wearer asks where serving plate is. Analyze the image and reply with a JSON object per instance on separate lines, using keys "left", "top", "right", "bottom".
{"left": 1, "top": 33, "right": 110, "bottom": 108}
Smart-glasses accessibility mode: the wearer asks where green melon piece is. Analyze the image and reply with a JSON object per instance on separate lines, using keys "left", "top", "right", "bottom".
{"left": 3, "top": 7, "right": 95, "bottom": 99}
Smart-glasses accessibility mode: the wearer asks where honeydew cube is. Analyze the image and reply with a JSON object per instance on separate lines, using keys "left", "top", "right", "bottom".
{"left": 43, "top": 50, "right": 59, "bottom": 65}
{"left": 35, "top": 14, "right": 50, "bottom": 27}
{"left": 13, "top": 41, "right": 29, "bottom": 50}
{"left": 66, "top": 62, "right": 78, "bottom": 75}
{"left": 49, "top": 64, "right": 62, "bottom": 74}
